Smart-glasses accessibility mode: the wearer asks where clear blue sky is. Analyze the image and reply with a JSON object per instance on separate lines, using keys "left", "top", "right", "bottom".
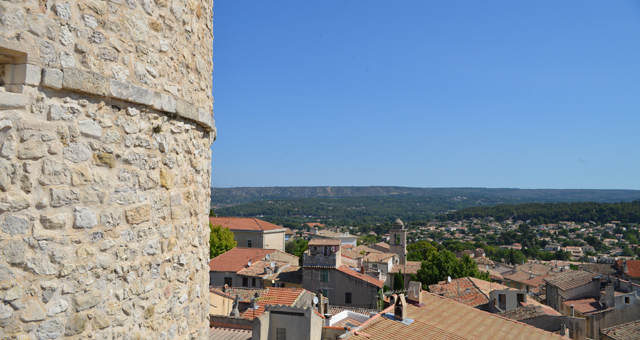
{"left": 211, "top": 1, "right": 640, "bottom": 189}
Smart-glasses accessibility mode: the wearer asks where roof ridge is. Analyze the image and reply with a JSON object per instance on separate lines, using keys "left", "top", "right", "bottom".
{"left": 467, "top": 277, "right": 489, "bottom": 300}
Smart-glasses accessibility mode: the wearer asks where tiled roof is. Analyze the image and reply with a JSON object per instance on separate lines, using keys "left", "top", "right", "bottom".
{"left": 209, "top": 217, "right": 285, "bottom": 231}
{"left": 239, "top": 287, "right": 306, "bottom": 319}
{"left": 516, "top": 263, "right": 553, "bottom": 276}
{"left": 600, "top": 319, "right": 640, "bottom": 340}
{"left": 264, "top": 266, "right": 302, "bottom": 285}
{"left": 475, "top": 257, "right": 494, "bottom": 266}
{"left": 388, "top": 261, "right": 421, "bottom": 274}
{"left": 498, "top": 305, "right": 548, "bottom": 321}
{"left": 284, "top": 228, "right": 294, "bottom": 235}
{"left": 544, "top": 270, "right": 599, "bottom": 291}
{"left": 351, "top": 292, "right": 566, "bottom": 340}
{"left": 352, "top": 245, "right": 381, "bottom": 255}
{"left": 428, "top": 277, "right": 490, "bottom": 307}
{"left": 562, "top": 297, "right": 608, "bottom": 315}
{"left": 581, "top": 263, "right": 619, "bottom": 276}
{"left": 374, "top": 242, "right": 390, "bottom": 250}
{"left": 309, "top": 238, "right": 341, "bottom": 246}
{"left": 209, "top": 248, "right": 277, "bottom": 273}
{"left": 504, "top": 271, "right": 535, "bottom": 283}
{"left": 520, "top": 274, "right": 552, "bottom": 288}
{"left": 236, "top": 260, "right": 290, "bottom": 277}
{"left": 341, "top": 247, "right": 359, "bottom": 259}
{"left": 337, "top": 266, "right": 384, "bottom": 288}
{"left": 616, "top": 260, "right": 640, "bottom": 278}
{"left": 208, "top": 327, "right": 252, "bottom": 340}
{"left": 364, "top": 252, "right": 395, "bottom": 263}
{"left": 329, "top": 306, "right": 379, "bottom": 316}
{"left": 210, "top": 287, "right": 268, "bottom": 303}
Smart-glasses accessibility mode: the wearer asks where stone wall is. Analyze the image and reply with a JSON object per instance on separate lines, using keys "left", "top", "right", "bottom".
{"left": 0, "top": 0, "right": 214, "bottom": 338}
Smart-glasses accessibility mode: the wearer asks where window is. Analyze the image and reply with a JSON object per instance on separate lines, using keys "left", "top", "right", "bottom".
{"left": 321, "top": 269, "right": 329, "bottom": 282}
{"left": 372, "top": 264, "right": 378, "bottom": 269}
{"left": 247, "top": 239, "right": 252, "bottom": 248}
{"left": 625, "top": 296, "right": 630, "bottom": 304}
{"left": 498, "top": 294, "right": 506, "bottom": 310}
{"left": 276, "top": 328, "right": 286, "bottom": 340}
{"left": 224, "top": 277, "right": 232, "bottom": 287}
{"left": 517, "top": 293, "right": 525, "bottom": 304}
{"left": 323, "top": 289, "right": 329, "bottom": 299}
{"left": 252, "top": 278, "right": 256, "bottom": 287}
{"left": 242, "top": 277, "right": 248, "bottom": 287}
{"left": 345, "top": 292, "right": 352, "bottom": 304}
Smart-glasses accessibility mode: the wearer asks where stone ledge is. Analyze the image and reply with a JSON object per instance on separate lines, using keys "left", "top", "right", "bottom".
{"left": 35, "top": 66, "right": 213, "bottom": 132}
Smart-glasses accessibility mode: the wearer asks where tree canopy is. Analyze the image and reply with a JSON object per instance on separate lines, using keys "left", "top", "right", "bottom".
{"left": 209, "top": 224, "right": 237, "bottom": 258}
{"left": 413, "top": 250, "right": 490, "bottom": 289}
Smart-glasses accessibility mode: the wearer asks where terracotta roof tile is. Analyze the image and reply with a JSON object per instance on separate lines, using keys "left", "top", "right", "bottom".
{"left": 363, "top": 252, "right": 395, "bottom": 263}
{"left": 239, "top": 287, "right": 306, "bottom": 319}
{"left": 388, "top": 261, "right": 421, "bottom": 274}
{"left": 209, "top": 217, "right": 284, "bottom": 231}
{"left": 616, "top": 260, "right": 640, "bottom": 278}
{"left": 309, "top": 238, "right": 341, "bottom": 246}
{"left": 337, "top": 265, "right": 384, "bottom": 288}
{"left": 498, "top": 305, "right": 548, "bottom": 321}
{"left": 520, "top": 274, "right": 553, "bottom": 288}
{"left": 544, "top": 270, "right": 599, "bottom": 291}
{"left": 351, "top": 292, "right": 566, "bottom": 340}
{"left": 236, "top": 260, "right": 290, "bottom": 277}
{"left": 562, "top": 297, "right": 608, "bottom": 315}
{"left": 374, "top": 242, "right": 390, "bottom": 250}
{"left": 209, "top": 248, "right": 277, "bottom": 273}
{"left": 601, "top": 319, "right": 640, "bottom": 340}
{"left": 581, "top": 263, "right": 619, "bottom": 276}
{"left": 428, "top": 277, "right": 489, "bottom": 307}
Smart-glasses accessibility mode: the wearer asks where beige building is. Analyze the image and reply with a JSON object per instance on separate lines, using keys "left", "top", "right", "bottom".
{"left": 209, "top": 247, "right": 299, "bottom": 288}
{"left": 210, "top": 217, "right": 286, "bottom": 251}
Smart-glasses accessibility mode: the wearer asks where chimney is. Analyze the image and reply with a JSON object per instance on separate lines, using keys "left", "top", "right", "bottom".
{"left": 394, "top": 294, "right": 408, "bottom": 322}
{"left": 604, "top": 284, "right": 615, "bottom": 308}
{"left": 317, "top": 290, "right": 325, "bottom": 315}
{"left": 570, "top": 304, "right": 574, "bottom": 317}
{"left": 407, "top": 281, "right": 423, "bottom": 305}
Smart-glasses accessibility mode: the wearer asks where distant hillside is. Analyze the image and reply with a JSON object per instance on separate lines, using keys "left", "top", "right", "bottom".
{"left": 210, "top": 186, "right": 640, "bottom": 208}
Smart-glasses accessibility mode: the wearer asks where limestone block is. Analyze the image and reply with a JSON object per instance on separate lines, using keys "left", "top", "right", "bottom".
{"left": 20, "top": 301, "right": 45, "bottom": 322}
{"left": 35, "top": 318, "right": 65, "bottom": 340}
{"left": 2, "top": 242, "right": 26, "bottom": 265}
{"left": 153, "top": 92, "right": 177, "bottom": 113}
{"left": 0, "top": 92, "right": 27, "bottom": 110}
{"left": 50, "top": 188, "right": 81, "bottom": 207}
{"left": 0, "top": 191, "right": 30, "bottom": 213}
{"left": 1, "top": 215, "right": 29, "bottom": 236}
{"left": 26, "top": 257, "right": 57, "bottom": 275}
{"left": 78, "top": 119, "right": 102, "bottom": 139}
{"left": 176, "top": 100, "right": 197, "bottom": 121}
{"left": 18, "top": 140, "right": 47, "bottom": 159}
{"left": 42, "top": 68, "right": 63, "bottom": 89}
{"left": 62, "top": 68, "right": 109, "bottom": 97}
{"left": 110, "top": 79, "right": 154, "bottom": 105}
{"left": 63, "top": 142, "right": 92, "bottom": 163}
{"left": 72, "top": 292, "right": 100, "bottom": 312}
{"left": 74, "top": 207, "right": 97, "bottom": 229}
{"left": 125, "top": 204, "right": 150, "bottom": 224}
{"left": 0, "top": 64, "right": 40, "bottom": 86}
{"left": 93, "top": 152, "right": 116, "bottom": 168}
{"left": 93, "top": 313, "right": 110, "bottom": 329}
{"left": 40, "top": 213, "right": 70, "bottom": 230}
{"left": 64, "top": 313, "right": 87, "bottom": 335}
{"left": 54, "top": 3, "right": 72, "bottom": 21}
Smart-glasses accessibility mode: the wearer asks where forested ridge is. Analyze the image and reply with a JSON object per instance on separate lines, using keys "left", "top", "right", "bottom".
{"left": 441, "top": 201, "right": 640, "bottom": 224}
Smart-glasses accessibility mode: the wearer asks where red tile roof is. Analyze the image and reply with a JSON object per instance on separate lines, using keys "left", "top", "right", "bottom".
{"left": 520, "top": 274, "right": 552, "bottom": 288}
{"left": 428, "top": 277, "right": 490, "bottom": 307}
{"left": 616, "top": 260, "right": 640, "bottom": 278}
{"left": 309, "top": 238, "right": 341, "bottom": 246}
{"left": 337, "top": 265, "right": 384, "bottom": 288}
{"left": 239, "top": 287, "right": 306, "bottom": 319}
{"left": 388, "top": 261, "right": 421, "bottom": 274}
{"left": 351, "top": 292, "right": 566, "bottom": 340}
{"left": 562, "top": 297, "right": 608, "bottom": 315}
{"left": 209, "top": 248, "right": 276, "bottom": 272}
{"left": 600, "top": 319, "right": 640, "bottom": 340}
{"left": 363, "top": 252, "right": 395, "bottom": 263}
{"left": 236, "top": 260, "right": 290, "bottom": 277}
{"left": 374, "top": 242, "right": 390, "bottom": 250}
{"left": 544, "top": 270, "right": 599, "bottom": 291}
{"left": 209, "top": 217, "right": 285, "bottom": 231}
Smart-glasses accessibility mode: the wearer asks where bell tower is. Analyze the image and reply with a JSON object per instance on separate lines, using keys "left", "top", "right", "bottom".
{"left": 389, "top": 218, "right": 407, "bottom": 265}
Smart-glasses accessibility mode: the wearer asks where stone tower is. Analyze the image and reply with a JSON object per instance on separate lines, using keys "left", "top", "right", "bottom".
{"left": 389, "top": 218, "right": 407, "bottom": 265}
{"left": 0, "top": 0, "right": 214, "bottom": 338}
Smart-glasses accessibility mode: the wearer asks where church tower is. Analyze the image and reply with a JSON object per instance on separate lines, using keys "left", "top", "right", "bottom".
{"left": 389, "top": 218, "right": 407, "bottom": 265}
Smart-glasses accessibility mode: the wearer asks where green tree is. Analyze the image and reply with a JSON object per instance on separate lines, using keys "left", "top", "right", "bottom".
{"left": 285, "top": 239, "right": 309, "bottom": 259}
{"left": 209, "top": 223, "right": 237, "bottom": 258}
{"left": 414, "top": 251, "right": 490, "bottom": 289}
{"left": 394, "top": 270, "right": 405, "bottom": 291}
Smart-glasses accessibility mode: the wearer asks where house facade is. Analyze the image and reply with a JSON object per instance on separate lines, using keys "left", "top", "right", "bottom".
{"left": 210, "top": 217, "right": 286, "bottom": 251}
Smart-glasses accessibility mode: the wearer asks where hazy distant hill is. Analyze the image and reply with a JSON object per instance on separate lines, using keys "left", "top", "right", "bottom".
{"left": 210, "top": 186, "right": 640, "bottom": 208}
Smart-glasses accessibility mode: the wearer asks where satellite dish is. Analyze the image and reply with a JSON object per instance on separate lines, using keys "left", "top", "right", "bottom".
{"left": 486, "top": 265, "right": 489, "bottom": 271}
{"left": 313, "top": 296, "right": 319, "bottom": 305}
{"left": 248, "top": 261, "right": 252, "bottom": 267}
{"left": 270, "top": 262, "right": 275, "bottom": 268}
{"left": 266, "top": 254, "right": 271, "bottom": 260}
{"left": 447, "top": 276, "right": 452, "bottom": 283}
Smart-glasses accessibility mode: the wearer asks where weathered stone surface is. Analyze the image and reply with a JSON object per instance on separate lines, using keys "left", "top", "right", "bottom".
{"left": 75, "top": 245, "right": 94, "bottom": 258}
{"left": 4, "top": 284, "right": 22, "bottom": 301}
{"left": 100, "top": 206, "right": 122, "bottom": 228}
{"left": 0, "top": 191, "right": 30, "bottom": 213}
{"left": 63, "top": 142, "right": 91, "bottom": 163}
{"left": 62, "top": 68, "right": 109, "bottom": 97}
{"left": 2, "top": 242, "right": 25, "bottom": 265}
{"left": 72, "top": 292, "right": 99, "bottom": 311}
{"left": 48, "top": 104, "right": 78, "bottom": 121}
{"left": 20, "top": 301, "right": 46, "bottom": 321}
{"left": 160, "top": 168, "right": 174, "bottom": 189}
{"left": 0, "top": 92, "right": 26, "bottom": 110}
{"left": 40, "top": 213, "right": 69, "bottom": 230}
{"left": 47, "top": 299, "right": 68, "bottom": 316}
{"left": 50, "top": 188, "right": 80, "bottom": 207}
{"left": 18, "top": 140, "right": 47, "bottom": 160}
{"left": 125, "top": 204, "right": 150, "bottom": 224}
{"left": 36, "top": 318, "right": 65, "bottom": 340}
{"left": 93, "top": 313, "right": 110, "bottom": 329}
{"left": 64, "top": 313, "right": 87, "bottom": 335}
{"left": 26, "top": 257, "right": 57, "bottom": 275}
{"left": 74, "top": 207, "right": 97, "bottom": 229}
{"left": 102, "top": 129, "right": 120, "bottom": 144}
{"left": 1, "top": 215, "right": 28, "bottom": 236}
{"left": 39, "top": 159, "right": 69, "bottom": 186}
{"left": 78, "top": 120, "right": 102, "bottom": 139}
{"left": 110, "top": 79, "right": 154, "bottom": 105}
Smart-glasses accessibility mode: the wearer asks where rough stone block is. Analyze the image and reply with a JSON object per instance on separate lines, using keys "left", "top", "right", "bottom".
{"left": 110, "top": 79, "right": 154, "bottom": 105}
{"left": 125, "top": 204, "right": 150, "bottom": 224}
{"left": 78, "top": 119, "right": 102, "bottom": 139}
{"left": 0, "top": 92, "right": 26, "bottom": 110}
{"left": 176, "top": 100, "right": 197, "bottom": 120}
{"left": 62, "top": 68, "right": 109, "bottom": 97}
{"left": 153, "top": 92, "right": 177, "bottom": 113}
{"left": 42, "top": 68, "right": 63, "bottom": 89}
{"left": 0, "top": 64, "right": 39, "bottom": 85}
